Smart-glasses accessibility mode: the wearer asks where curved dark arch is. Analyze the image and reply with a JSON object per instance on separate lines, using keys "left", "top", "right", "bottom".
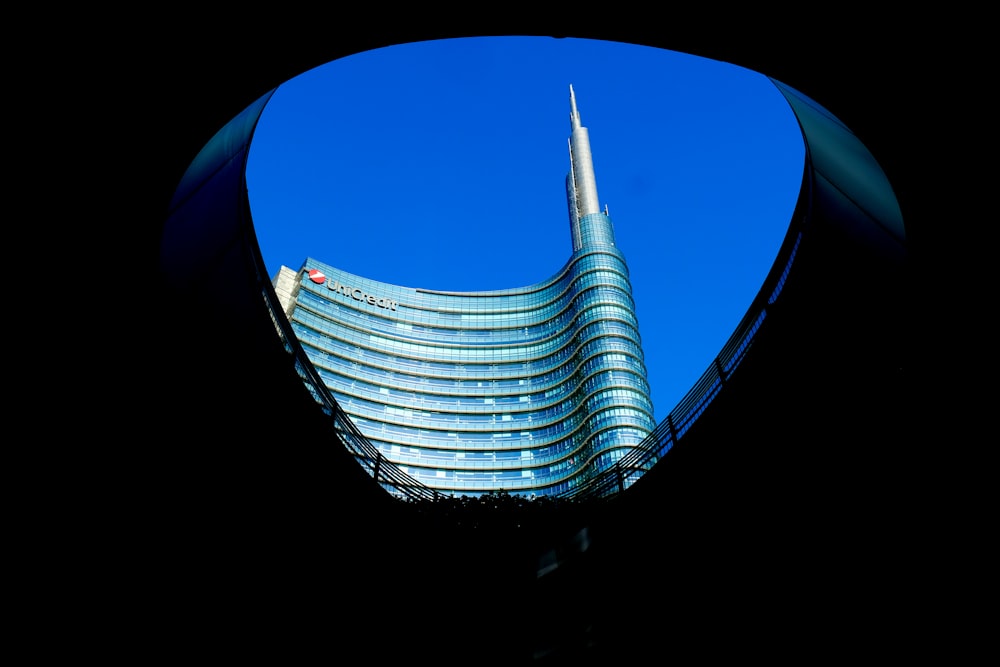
{"left": 159, "top": 55, "right": 907, "bottom": 499}
{"left": 147, "top": 29, "right": 922, "bottom": 661}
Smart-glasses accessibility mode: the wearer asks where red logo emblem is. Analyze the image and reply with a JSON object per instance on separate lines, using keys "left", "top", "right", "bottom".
{"left": 308, "top": 269, "right": 326, "bottom": 284}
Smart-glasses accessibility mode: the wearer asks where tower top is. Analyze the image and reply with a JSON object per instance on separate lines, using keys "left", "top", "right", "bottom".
{"left": 569, "top": 84, "right": 582, "bottom": 131}
{"left": 565, "top": 84, "right": 614, "bottom": 250}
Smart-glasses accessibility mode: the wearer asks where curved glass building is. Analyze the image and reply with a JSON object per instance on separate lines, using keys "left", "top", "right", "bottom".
{"left": 273, "top": 86, "right": 656, "bottom": 496}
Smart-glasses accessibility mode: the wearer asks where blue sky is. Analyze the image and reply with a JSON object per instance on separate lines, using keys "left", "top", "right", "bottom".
{"left": 246, "top": 36, "right": 804, "bottom": 423}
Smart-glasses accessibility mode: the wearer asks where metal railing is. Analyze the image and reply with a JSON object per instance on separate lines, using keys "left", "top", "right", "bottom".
{"left": 171, "top": 73, "right": 897, "bottom": 509}
{"left": 254, "top": 191, "right": 806, "bottom": 504}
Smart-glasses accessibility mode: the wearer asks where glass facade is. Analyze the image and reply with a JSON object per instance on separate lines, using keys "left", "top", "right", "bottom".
{"left": 274, "top": 87, "right": 656, "bottom": 496}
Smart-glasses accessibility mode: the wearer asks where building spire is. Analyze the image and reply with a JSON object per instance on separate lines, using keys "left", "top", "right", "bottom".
{"left": 569, "top": 83, "right": 582, "bottom": 131}
{"left": 565, "top": 85, "right": 616, "bottom": 252}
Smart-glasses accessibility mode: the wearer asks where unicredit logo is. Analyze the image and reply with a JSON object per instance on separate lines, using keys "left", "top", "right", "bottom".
{"left": 304, "top": 268, "right": 398, "bottom": 311}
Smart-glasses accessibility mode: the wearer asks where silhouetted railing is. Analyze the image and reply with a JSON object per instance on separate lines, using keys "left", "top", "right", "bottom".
{"left": 169, "top": 70, "right": 900, "bottom": 510}
{"left": 245, "top": 76, "right": 823, "bottom": 505}
{"left": 254, "top": 183, "right": 805, "bottom": 504}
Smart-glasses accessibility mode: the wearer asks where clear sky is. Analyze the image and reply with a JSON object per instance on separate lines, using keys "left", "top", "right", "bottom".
{"left": 246, "top": 36, "right": 805, "bottom": 423}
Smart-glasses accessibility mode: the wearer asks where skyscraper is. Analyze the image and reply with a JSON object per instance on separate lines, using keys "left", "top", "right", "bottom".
{"left": 273, "top": 86, "right": 656, "bottom": 496}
